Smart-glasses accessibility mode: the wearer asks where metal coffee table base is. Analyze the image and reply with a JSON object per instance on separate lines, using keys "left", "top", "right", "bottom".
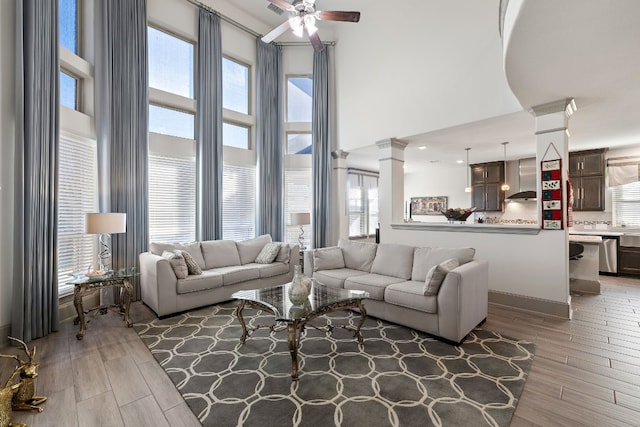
{"left": 235, "top": 299, "right": 367, "bottom": 381}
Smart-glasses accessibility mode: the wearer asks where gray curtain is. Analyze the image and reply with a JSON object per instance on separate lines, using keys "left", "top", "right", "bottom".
{"left": 256, "top": 40, "right": 284, "bottom": 241}
{"left": 12, "top": 0, "right": 60, "bottom": 342}
{"left": 312, "top": 47, "right": 331, "bottom": 248}
{"left": 96, "top": 0, "right": 149, "bottom": 300}
{"left": 196, "top": 9, "right": 223, "bottom": 241}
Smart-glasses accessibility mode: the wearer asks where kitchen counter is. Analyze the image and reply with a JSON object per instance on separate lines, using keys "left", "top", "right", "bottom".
{"left": 391, "top": 222, "right": 540, "bottom": 235}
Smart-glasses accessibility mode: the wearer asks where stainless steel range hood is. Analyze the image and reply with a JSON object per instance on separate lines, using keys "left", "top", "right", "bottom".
{"left": 507, "top": 157, "right": 537, "bottom": 200}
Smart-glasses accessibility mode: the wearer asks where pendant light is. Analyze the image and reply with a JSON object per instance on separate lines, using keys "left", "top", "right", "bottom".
{"left": 501, "top": 141, "right": 510, "bottom": 191}
{"left": 464, "top": 148, "right": 472, "bottom": 193}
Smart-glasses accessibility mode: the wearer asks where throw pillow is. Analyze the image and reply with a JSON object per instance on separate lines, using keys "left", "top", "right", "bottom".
{"left": 255, "top": 242, "right": 282, "bottom": 264}
{"left": 313, "top": 247, "right": 346, "bottom": 271}
{"left": 275, "top": 243, "right": 291, "bottom": 264}
{"left": 177, "top": 249, "right": 202, "bottom": 275}
{"left": 161, "top": 250, "right": 188, "bottom": 279}
{"left": 423, "top": 258, "right": 459, "bottom": 296}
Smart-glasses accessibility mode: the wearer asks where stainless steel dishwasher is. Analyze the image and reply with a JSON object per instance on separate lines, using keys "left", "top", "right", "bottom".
{"left": 599, "top": 236, "right": 618, "bottom": 274}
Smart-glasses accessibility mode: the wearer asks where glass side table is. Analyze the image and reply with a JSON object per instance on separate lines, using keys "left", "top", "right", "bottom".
{"left": 70, "top": 269, "right": 138, "bottom": 340}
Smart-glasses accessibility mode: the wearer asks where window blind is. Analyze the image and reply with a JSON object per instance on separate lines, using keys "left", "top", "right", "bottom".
{"left": 223, "top": 164, "right": 256, "bottom": 241}
{"left": 148, "top": 154, "right": 196, "bottom": 243}
{"left": 612, "top": 181, "right": 640, "bottom": 228}
{"left": 58, "top": 138, "right": 98, "bottom": 295}
{"left": 348, "top": 171, "right": 379, "bottom": 237}
{"left": 284, "top": 168, "right": 312, "bottom": 247}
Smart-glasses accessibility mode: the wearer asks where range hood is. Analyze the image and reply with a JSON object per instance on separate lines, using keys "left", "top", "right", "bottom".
{"left": 507, "top": 157, "right": 537, "bottom": 200}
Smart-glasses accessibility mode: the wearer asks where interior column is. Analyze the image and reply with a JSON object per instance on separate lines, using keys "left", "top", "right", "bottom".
{"left": 377, "top": 138, "right": 408, "bottom": 242}
{"left": 331, "top": 149, "right": 349, "bottom": 245}
{"left": 530, "top": 98, "right": 576, "bottom": 308}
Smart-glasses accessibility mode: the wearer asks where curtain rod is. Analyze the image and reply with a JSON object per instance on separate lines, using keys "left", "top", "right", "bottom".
{"left": 182, "top": 0, "right": 335, "bottom": 47}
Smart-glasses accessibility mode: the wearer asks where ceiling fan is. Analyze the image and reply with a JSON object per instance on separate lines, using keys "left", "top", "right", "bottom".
{"left": 261, "top": 0, "right": 360, "bottom": 51}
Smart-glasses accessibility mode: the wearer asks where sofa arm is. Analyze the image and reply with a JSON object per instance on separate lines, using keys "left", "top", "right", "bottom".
{"left": 139, "top": 252, "right": 178, "bottom": 317}
{"left": 436, "top": 259, "right": 489, "bottom": 344}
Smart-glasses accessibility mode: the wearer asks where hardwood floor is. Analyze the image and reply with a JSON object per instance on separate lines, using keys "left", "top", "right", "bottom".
{"left": 2, "top": 275, "right": 640, "bottom": 426}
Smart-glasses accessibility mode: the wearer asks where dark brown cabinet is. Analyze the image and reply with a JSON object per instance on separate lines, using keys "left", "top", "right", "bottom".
{"left": 569, "top": 149, "right": 605, "bottom": 211}
{"left": 619, "top": 247, "right": 640, "bottom": 276}
{"left": 470, "top": 161, "right": 505, "bottom": 212}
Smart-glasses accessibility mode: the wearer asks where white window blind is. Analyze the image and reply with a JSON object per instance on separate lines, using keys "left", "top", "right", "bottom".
{"left": 348, "top": 171, "right": 379, "bottom": 237}
{"left": 612, "top": 181, "right": 640, "bottom": 228}
{"left": 223, "top": 164, "right": 256, "bottom": 241}
{"left": 284, "top": 168, "right": 312, "bottom": 247}
{"left": 58, "top": 138, "right": 98, "bottom": 295}
{"left": 148, "top": 154, "right": 196, "bottom": 243}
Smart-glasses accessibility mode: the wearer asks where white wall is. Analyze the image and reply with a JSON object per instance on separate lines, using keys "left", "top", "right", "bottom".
{"left": 333, "top": 0, "right": 522, "bottom": 151}
{"left": 0, "top": 0, "right": 15, "bottom": 331}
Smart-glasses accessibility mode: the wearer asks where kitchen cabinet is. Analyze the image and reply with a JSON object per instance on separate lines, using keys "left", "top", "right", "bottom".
{"left": 619, "top": 247, "right": 640, "bottom": 276}
{"left": 470, "top": 161, "right": 504, "bottom": 212}
{"left": 569, "top": 149, "right": 605, "bottom": 211}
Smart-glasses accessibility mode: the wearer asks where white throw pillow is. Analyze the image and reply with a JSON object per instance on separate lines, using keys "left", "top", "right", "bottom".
{"left": 313, "top": 247, "right": 346, "bottom": 271}
{"left": 161, "top": 250, "right": 188, "bottom": 279}
{"left": 255, "top": 242, "right": 282, "bottom": 264}
{"left": 423, "top": 258, "right": 459, "bottom": 296}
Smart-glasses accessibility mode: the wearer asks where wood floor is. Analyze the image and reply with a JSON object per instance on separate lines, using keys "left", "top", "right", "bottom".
{"left": 1, "top": 275, "right": 640, "bottom": 426}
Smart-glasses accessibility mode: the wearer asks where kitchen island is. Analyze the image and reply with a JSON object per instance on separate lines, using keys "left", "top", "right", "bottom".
{"left": 385, "top": 221, "right": 570, "bottom": 318}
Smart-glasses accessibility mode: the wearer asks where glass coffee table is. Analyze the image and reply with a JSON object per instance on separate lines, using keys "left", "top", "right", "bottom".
{"left": 232, "top": 282, "right": 369, "bottom": 381}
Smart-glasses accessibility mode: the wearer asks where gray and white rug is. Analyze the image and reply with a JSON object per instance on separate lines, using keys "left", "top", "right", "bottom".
{"left": 135, "top": 303, "right": 535, "bottom": 427}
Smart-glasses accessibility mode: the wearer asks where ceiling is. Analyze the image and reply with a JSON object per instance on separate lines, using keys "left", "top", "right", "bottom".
{"left": 223, "top": 0, "right": 640, "bottom": 170}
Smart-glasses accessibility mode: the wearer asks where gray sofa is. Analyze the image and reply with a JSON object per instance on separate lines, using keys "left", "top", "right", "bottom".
{"left": 305, "top": 239, "right": 488, "bottom": 344}
{"left": 139, "top": 234, "right": 299, "bottom": 317}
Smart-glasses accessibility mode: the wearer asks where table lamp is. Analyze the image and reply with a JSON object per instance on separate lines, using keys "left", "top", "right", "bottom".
{"left": 86, "top": 212, "right": 127, "bottom": 273}
{"left": 290, "top": 212, "right": 311, "bottom": 250}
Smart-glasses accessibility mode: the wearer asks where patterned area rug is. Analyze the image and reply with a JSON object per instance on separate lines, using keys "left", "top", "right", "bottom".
{"left": 135, "top": 303, "right": 535, "bottom": 427}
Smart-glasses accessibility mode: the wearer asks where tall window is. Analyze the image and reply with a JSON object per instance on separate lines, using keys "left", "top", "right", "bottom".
{"left": 348, "top": 171, "right": 379, "bottom": 237}
{"left": 58, "top": 0, "right": 97, "bottom": 295}
{"left": 285, "top": 168, "right": 313, "bottom": 248}
{"left": 58, "top": 138, "right": 98, "bottom": 294}
{"left": 223, "top": 164, "right": 256, "bottom": 240}
{"left": 148, "top": 25, "right": 196, "bottom": 243}
{"left": 287, "top": 76, "right": 312, "bottom": 122}
{"left": 222, "top": 56, "right": 252, "bottom": 149}
{"left": 287, "top": 133, "right": 312, "bottom": 154}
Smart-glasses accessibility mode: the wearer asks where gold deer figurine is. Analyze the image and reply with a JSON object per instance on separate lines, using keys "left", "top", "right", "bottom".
{"left": 2, "top": 338, "right": 46, "bottom": 413}
{"left": 0, "top": 364, "right": 26, "bottom": 427}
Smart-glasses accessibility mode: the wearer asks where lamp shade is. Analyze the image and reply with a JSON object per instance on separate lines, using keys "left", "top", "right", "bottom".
{"left": 86, "top": 213, "right": 127, "bottom": 234}
{"left": 290, "top": 212, "right": 311, "bottom": 226}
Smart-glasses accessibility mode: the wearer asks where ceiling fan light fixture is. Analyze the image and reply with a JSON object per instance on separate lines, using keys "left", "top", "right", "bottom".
{"left": 289, "top": 16, "right": 304, "bottom": 37}
{"left": 304, "top": 14, "right": 317, "bottom": 35}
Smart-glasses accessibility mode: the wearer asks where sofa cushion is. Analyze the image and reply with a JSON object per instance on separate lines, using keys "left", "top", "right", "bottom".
{"left": 370, "top": 243, "right": 414, "bottom": 280}
{"left": 236, "top": 234, "right": 272, "bottom": 265}
{"left": 255, "top": 242, "right": 282, "bottom": 264}
{"left": 313, "top": 247, "right": 345, "bottom": 271}
{"left": 313, "top": 268, "right": 367, "bottom": 289}
{"left": 344, "top": 273, "right": 405, "bottom": 301}
{"left": 176, "top": 270, "right": 224, "bottom": 294}
{"left": 275, "top": 243, "right": 291, "bottom": 264}
{"left": 424, "top": 258, "right": 459, "bottom": 296}
{"left": 201, "top": 240, "right": 242, "bottom": 269}
{"left": 161, "top": 251, "right": 188, "bottom": 279}
{"left": 338, "top": 239, "right": 378, "bottom": 272}
{"left": 177, "top": 250, "right": 202, "bottom": 275}
{"left": 210, "top": 265, "right": 261, "bottom": 286}
{"left": 385, "top": 281, "right": 438, "bottom": 314}
{"left": 412, "top": 247, "right": 475, "bottom": 282}
{"left": 252, "top": 262, "right": 289, "bottom": 279}
{"left": 149, "top": 241, "right": 206, "bottom": 270}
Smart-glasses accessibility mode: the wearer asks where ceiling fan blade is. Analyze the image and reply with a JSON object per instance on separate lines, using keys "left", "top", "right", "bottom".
{"left": 261, "top": 20, "right": 292, "bottom": 44}
{"left": 316, "top": 11, "right": 360, "bottom": 22}
{"left": 267, "top": 0, "right": 294, "bottom": 12}
{"left": 307, "top": 29, "right": 323, "bottom": 51}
